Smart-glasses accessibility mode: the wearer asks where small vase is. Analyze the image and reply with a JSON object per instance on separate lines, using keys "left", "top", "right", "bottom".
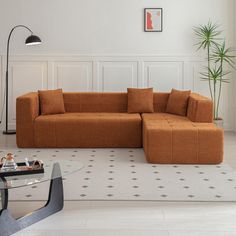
{"left": 1, "top": 153, "right": 17, "bottom": 171}
{"left": 214, "top": 118, "right": 224, "bottom": 129}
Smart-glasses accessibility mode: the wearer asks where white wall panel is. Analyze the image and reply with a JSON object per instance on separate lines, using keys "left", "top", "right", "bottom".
{"left": 0, "top": 55, "right": 233, "bottom": 130}
{"left": 99, "top": 62, "right": 138, "bottom": 92}
{"left": 0, "top": 56, "right": 3, "bottom": 127}
{"left": 0, "top": 56, "right": 2, "bottom": 114}
{"left": 9, "top": 61, "right": 48, "bottom": 121}
{"left": 144, "top": 62, "right": 183, "bottom": 92}
{"left": 54, "top": 62, "right": 92, "bottom": 92}
{"left": 192, "top": 63, "right": 210, "bottom": 97}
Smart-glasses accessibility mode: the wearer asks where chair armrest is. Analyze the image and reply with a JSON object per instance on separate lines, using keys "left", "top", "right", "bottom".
{"left": 16, "top": 92, "right": 39, "bottom": 147}
{"left": 187, "top": 93, "right": 213, "bottom": 123}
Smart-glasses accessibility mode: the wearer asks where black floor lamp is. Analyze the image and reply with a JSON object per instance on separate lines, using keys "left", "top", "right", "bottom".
{"left": 3, "top": 25, "right": 42, "bottom": 135}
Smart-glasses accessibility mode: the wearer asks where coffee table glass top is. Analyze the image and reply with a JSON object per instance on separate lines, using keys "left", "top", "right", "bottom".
{"left": 0, "top": 160, "right": 83, "bottom": 190}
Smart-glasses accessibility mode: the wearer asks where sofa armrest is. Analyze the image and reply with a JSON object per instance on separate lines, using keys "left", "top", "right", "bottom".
{"left": 187, "top": 93, "right": 213, "bottom": 123}
{"left": 16, "top": 92, "right": 39, "bottom": 122}
{"left": 16, "top": 92, "right": 39, "bottom": 147}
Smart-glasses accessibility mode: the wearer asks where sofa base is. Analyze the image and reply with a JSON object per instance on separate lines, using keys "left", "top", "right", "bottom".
{"left": 19, "top": 113, "right": 142, "bottom": 149}
{"left": 16, "top": 92, "right": 224, "bottom": 164}
{"left": 143, "top": 114, "right": 224, "bottom": 164}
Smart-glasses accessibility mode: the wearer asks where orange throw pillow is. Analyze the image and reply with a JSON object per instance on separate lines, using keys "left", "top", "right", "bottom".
{"left": 38, "top": 89, "right": 65, "bottom": 115}
{"left": 166, "top": 89, "right": 191, "bottom": 116}
{"left": 127, "top": 88, "right": 154, "bottom": 113}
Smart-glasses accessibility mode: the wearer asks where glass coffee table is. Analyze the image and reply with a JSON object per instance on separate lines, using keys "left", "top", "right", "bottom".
{"left": 0, "top": 160, "right": 83, "bottom": 236}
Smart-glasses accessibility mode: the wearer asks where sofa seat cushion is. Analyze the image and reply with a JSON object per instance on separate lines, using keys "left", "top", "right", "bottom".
{"left": 142, "top": 113, "right": 192, "bottom": 124}
{"left": 34, "top": 113, "right": 142, "bottom": 148}
{"left": 142, "top": 113, "right": 223, "bottom": 164}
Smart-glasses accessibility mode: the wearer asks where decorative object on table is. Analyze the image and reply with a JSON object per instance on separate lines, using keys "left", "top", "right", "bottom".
{"left": 193, "top": 20, "right": 235, "bottom": 128}
{"left": 0, "top": 156, "right": 6, "bottom": 168}
{"left": 0, "top": 159, "right": 44, "bottom": 177}
{"left": 32, "top": 160, "right": 44, "bottom": 170}
{"left": 1, "top": 153, "right": 17, "bottom": 171}
{"left": 2, "top": 25, "right": 42, "bottom": 135}
{"left": 144, "top": 8, "right": 163, "bottom": 32}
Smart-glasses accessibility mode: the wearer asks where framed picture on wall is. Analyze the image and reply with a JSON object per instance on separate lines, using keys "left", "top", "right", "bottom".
{"left": 144, "top": 8, "right": 163, "bottom": 32}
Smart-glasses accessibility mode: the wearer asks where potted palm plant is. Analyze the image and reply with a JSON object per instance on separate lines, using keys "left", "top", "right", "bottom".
{"left": 193, "top": 21, "right": 235, "bottom": 127}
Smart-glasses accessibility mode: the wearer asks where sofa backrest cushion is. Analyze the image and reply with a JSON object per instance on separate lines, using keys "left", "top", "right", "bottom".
{"left": 62, "top": 92, "right": 170, "bottom": 113}
{"left": 153, "top": 93, "right": 169, "bottom": 113}
{"left": 166, "top": 89, "right": 191, "bottom": 116}
{"left": 127, "top": 88, "right": 154, "bottom": 113}
{"left": 38, "top": 89, "right": 65, "bottom": 115}
{"left": 63, "top": 92, "right": 128, "bottom": 112}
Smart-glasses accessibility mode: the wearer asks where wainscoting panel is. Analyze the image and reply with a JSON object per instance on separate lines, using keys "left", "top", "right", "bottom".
{"left": 98, "top": 61, "right": 138, "bottom": 92}
{"left": 10, "top": 61, "right": 48, "bottom": 121}
{"left": 0, "top": 55, "right": 234, "bottom": 130}
{"left": 144, "top": 61, "right": 184, "bottom": 92}
{"left": 53, "top": 62, "right": 93, "bottom": 92}
{"left": 192, "top": 62, "right": 210, "bottom": 97}
{"left": 0, "top": 56, "right": 2, "bottom": 128}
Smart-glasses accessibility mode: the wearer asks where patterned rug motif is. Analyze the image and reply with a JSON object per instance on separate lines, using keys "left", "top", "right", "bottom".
{"left": 0, "top": 148, "right": 236, "bottom": 202}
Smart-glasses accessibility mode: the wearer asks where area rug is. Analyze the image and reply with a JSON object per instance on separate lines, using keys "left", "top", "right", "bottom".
{"left": 1, "top": 148, "right": 236, "bottom": 202}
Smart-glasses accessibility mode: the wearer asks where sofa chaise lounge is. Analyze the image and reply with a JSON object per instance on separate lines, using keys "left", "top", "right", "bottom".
{"left": 16, "top": 91, "right": 223, "bottom": 164}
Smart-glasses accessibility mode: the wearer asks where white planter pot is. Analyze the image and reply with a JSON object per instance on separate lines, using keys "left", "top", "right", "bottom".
{"left": 214, "top": 119, "right": 224, "bottom": 129}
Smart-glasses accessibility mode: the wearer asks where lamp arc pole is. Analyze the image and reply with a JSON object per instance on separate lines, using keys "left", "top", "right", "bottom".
{"left": 3, "top": 25, "right": 41, "bottom": 135}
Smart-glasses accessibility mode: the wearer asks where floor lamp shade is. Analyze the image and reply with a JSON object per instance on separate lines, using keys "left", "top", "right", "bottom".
{"left": 3, "top": 25, "right": 42, "bottom": 135}
{"left": 25, "top": 35, "right": 42, "bottom": 45}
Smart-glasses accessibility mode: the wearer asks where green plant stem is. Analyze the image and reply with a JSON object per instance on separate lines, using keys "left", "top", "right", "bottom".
{"left": 207, "top": 45, "right": 213, "bottom": 100}
{"left": 213, "top": 79, "right": 216, "bottom": 120}
{"left": 216, "top": 59, "right": 223, "bottom": 119}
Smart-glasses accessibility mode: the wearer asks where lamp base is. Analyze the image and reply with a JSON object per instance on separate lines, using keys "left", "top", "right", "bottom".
{"left": 3, "top": 130, "right": 16, "bottom": 135}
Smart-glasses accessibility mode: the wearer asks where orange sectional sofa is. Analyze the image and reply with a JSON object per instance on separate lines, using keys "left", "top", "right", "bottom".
{"left": 16, "top": 92, "right": 224, "bottom": 164}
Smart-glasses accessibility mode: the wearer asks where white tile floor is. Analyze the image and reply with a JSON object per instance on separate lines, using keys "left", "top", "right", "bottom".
{"left": 0, "top": 132, "right": 236, "bottom": 236}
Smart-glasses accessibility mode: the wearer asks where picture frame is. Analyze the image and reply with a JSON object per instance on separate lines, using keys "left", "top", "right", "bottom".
{"left": 144, "top": 8, "right": 163, "bottom": 32}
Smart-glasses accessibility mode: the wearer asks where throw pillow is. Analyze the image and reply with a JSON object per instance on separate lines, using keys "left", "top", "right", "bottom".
{"left": 127, "top": 88, "right": 154, "bottom": 113}
{"left": 166, "top": 89, "right": 191, "bottom": 116}
{"left": 38, "top": 89, "right": 65, "bottom": 115}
